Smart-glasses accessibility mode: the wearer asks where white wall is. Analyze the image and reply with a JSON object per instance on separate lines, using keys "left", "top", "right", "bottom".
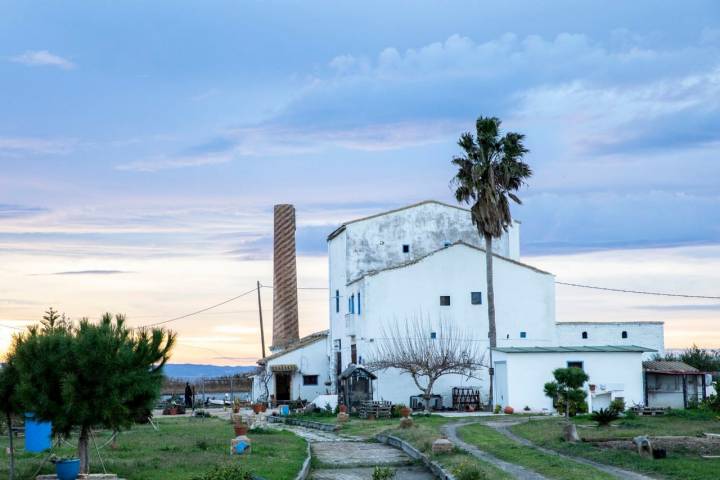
{"left": 342, "top": 243, "right": 555, "bottom": 406}
{"left": 252, "top": 336, "right": 330, "bottom": 402}
{"left": 555, "top": 322, "right": 664, "bottom": 358}
{"left": 493, "top": 351, "right": 646, "bottom": 412}
{"left": 337, "top": 201, "right": 520, "bottom": 283}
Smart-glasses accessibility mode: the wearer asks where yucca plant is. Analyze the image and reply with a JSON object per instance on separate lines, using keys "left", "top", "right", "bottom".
{"left": 591, "top": 407, "right": 620, "bottom": 427}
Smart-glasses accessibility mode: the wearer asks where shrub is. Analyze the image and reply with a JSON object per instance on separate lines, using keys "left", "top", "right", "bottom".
{"left": 452, "top": 460, "right": 488, "bottom": 480}
{"left": 493, "top": 404, "right": 502, "bottom": 414}
{"left": 195, "top": 439, "right": 209, "bottom": 451}
{"left": 192, "top": 464, "right": 253, "bottom": 480}
{"left": 609, "top": 398, "right": 625, "bottom": 413}
{"left": 590, "top": 408, "right": 620, "bottom": 426}
{"left": 372, "top": 466, "right": 395, "bottom": 480}
{"left": 392, "top": 403, "right": 408, "bottom": 418}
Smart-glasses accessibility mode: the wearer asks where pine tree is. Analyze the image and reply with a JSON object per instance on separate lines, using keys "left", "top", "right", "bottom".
{"left": 10, "top": 312, "right": 175, "bottom": 473}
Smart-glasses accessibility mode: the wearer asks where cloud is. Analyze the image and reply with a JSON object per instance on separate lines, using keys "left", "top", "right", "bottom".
{"left": 9, "top": 50, "right": 75, "bottom": 69}
{"left": 0, "top": 204, "right": 47, "bottom": 219}
{"left": 635, "top": 304, "right": 720, "bottom": 312}
{"left": 115, "top": 153, "right": 232, "bottom": 172}
{"left": 0, "top": 137, "right": 78, "bottom": 156}
{"left": 47, "top": 270, "right": 131, "bottom": 276}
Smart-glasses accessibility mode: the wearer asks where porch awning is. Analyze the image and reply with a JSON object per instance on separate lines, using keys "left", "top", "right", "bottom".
{"left": 271, "top": 364, "right": 297, "bottom": 373}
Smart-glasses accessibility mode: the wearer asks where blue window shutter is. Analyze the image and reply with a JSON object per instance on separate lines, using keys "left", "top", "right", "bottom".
{"left": 335, "top": 290, "right": 340, "bottom": 313}
{"left": 357, "top": 292, "right": 361, "bottom": 315}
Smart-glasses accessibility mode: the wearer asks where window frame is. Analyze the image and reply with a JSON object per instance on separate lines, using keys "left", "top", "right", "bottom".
{"left": 439, "top": 295, "right": 451, "bottom": 306}
{"left": 302, "top": 375, "right": 319, "bottom": 386}
{"left": 471, "top": 291, "right": 483, "bottom": 305}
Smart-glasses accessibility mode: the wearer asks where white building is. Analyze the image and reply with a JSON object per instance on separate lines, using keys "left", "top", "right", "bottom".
{"left": 252, "top": 200, "right": 666, "bottom": 412}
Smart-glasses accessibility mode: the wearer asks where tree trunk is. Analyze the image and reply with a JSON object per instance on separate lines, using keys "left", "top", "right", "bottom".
{"left": 565, "top": 392, "right": 570, "bottom": 419}
{"left": 485, "top": 235, "right": 496, "bottom": 411}
{"left": 7, "top": 413, "right": 14, "bottom": 480}
{"left": 423, "top": 381, "right": 435, "bottom": 414}
{"left": 78, "top": 425, "right": 90, "bottom": 474}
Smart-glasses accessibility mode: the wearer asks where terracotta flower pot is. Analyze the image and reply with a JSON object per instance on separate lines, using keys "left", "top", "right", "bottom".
{"left": 399, "top": 407, "right": 411, "bottom": 418}
{"left": 234, "top": 424, "right": 248, "bottom": 436}
{"left": 169, "top": 407, "right": 178, "bottom": 416}
{"left": 233, "top": 406, "right": 240, "bottom": 414}
{"left": 252, "top": 404, "right": 262, "bottom": 414}
{"left": 339, "top": 404, "right": 347, "bottom": 414}
{"left": 503, "top": 406, "right": 514, "bottom": 415}
{"left": 259, "top": 404, "right": 267, "bottom": 413}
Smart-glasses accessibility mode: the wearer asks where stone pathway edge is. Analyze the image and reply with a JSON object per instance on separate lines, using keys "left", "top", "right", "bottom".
{"left": 375, "top": 433, "right": 455, "bottom": 480}
{"left": 295, "top": 438, "right": 312, "bottom": 480}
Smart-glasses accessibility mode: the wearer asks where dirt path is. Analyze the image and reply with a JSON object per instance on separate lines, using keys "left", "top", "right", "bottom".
{"left": 484, "top": 419, "right": 656, "bottom": 480}
{"left": 443, "top": 421, "right": 549, "bottom": 480}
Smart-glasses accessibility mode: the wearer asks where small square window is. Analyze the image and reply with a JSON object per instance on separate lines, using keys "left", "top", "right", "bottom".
{"left": 440, "top": 296, "right": 451, "bottom": 306}
{"left": 520, "top": 331, "right": 527, "bottom": 339}
{"left": 581, "top": 331, "right": 588, "bottom": 339}
{"left": 471, "top": 292, "right": 482, "bottom": 305}
{"left": 402, "top": 244, "right": 410, "bottom": 253}
{"left": 621, "top": 331, "right": 628, "bottom": 339}
{"left": 302, "top": 375, "right": 318, "bottom": 386}
{"left": 430, "top": 332, "right": 437, "bottom": 339}
{"left": 567, "top": 361, "right": 584, "bottom": 370}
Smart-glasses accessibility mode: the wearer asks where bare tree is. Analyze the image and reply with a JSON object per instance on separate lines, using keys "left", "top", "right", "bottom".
{"left": 367, "top": 317, "right": 484, "bottom": 413}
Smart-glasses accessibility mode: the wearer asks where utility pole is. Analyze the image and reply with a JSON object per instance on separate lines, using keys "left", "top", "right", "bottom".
{"left": 257, "top": 280, "right": 266, "bottom": 358}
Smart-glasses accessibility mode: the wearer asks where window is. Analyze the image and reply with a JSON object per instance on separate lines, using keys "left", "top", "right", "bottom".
{"left": 621, "top": 331, "right": 628, "bottom": 339}
{"left": 335, "top": 290, "right": 340, "bottom": 313}
{"left": 471, "top": 292, "right": 482, "bottom": 305}
{"left": 303, "top": 375, "right": 319, "bottom": 386}
{"left": 567, "top": 361, "right": 584, "bottom": 370}
{"left": 357, "top": 292, "right": 361, "bottom": 315}
{"left": 440, "top": 295, "right": 451, "bottom": 306}
{"left": 402, "top": 244, "right": 410, "bottom": 253}
{"left": 351, "top": 344, "right": 357, "bottom": 364}
{"left": 581, "top": 331, "right": 588, "bottom": 339}
{"left": 444, "top": 242, "right": 452, "bottom": 247}
{"left": 520, "top": 331, "right": 527, "bottom": 339}
{"left": 430, "top": 331, "right": 437, "bottom": 339}
{"left": 349, "top": 294, "right": 355, "bottom": 314}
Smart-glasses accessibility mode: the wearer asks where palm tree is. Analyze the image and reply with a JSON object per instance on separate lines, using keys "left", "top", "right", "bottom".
{"left": 451, "top": 116, "right": 532, "bottom": 410}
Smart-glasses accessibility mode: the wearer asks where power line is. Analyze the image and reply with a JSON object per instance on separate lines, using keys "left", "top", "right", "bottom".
{"left": 140, "top": 287, "right": 259, "bottom": 328}
{"left": 555, "top": 281, "right": 720, "bottom": 300}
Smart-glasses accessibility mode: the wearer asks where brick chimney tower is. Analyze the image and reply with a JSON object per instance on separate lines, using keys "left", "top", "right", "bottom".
{"left": 271, "top": 204, "right": 300, "bottom": 349}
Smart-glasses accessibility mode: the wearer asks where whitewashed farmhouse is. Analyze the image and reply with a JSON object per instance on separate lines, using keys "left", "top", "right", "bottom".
{"left": 252, "top": 200, "right": 667, "bottom": 412}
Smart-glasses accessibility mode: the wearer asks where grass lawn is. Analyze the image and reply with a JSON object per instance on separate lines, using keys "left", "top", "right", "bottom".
{"left": 0, "top": 416, "right": 307, "bottom": 480}
{"left": 511, "top": 412, "right": 720, "bottom": 480}
{"left": 458, "top": 423, "right": 615, "bottom": 480}
{"left": 334, "top": 415, "right": 512, "bottom": 479}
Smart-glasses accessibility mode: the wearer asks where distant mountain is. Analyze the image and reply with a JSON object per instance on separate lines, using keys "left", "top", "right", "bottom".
{"left": 163, "top": 363, "right": 257, "bottom": 379}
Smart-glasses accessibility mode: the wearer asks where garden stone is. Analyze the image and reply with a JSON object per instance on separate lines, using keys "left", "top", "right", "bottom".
{"left": 562, "top": 423, "right": 580, "bottom": 443}
{"left": 431, "top": 437, "right": 453, "bottom": 454}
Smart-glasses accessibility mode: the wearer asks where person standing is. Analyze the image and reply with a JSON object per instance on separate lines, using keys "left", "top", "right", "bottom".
{"left": 184, "top": 382, "right": 193, "bottom": 409}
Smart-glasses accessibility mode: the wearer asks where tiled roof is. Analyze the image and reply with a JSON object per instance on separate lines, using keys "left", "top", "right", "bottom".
{"left": 494, "top": 345, "right": 656, "bottom": 353}
{"left": 257, "top": 330, "right": 328, "bottom": 365}
{"left": 643, "top": 360, "right": 701, "bottom": 374}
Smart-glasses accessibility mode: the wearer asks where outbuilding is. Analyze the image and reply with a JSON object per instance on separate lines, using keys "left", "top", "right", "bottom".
{"left": 492, "top": 345, "right": 655, "bottom": 412}
{"left": 643, "top": 360, "right": 710, "bottom": 409}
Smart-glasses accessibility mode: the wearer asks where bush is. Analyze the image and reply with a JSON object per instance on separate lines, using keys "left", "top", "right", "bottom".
{"left": 452, "top": 460, "right": 488, "bottom": 480}
{"left": 392, "top": 404, "right": 408, "bottom": 418}
{"left": 372, "top": 466, "right": 395, "bottom": 480}
{"left": 590, "top": 408, "right": 620, "bottom": 426}
{"left": 192, "top": 464, "right": 254, "bottom": 480}
{"left": 493, "top": 404, "right": 502, "bottom": 414}
{"left": 609, "top": 398, "right": 625, "bottom": 413}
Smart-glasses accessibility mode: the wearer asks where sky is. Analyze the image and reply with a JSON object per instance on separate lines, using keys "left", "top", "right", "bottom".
{"left": 1, "top": 1, "right": 719, "bottom": 364}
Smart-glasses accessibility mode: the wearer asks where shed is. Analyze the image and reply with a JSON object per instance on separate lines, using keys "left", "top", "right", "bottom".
{"left": 643, "top": 360, "right": 709, "bottom": 409}
{"left": 339, "top": 364, "right": 377, "bottom": 409}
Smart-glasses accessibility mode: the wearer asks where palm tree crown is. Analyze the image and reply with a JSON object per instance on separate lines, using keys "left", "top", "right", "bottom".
{"left": 451, "top": 116, "right": 531, "bottom": 238}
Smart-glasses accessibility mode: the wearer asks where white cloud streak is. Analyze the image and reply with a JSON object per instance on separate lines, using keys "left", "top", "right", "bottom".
{"left": 10, "top": 50, "right": 75, "bottom": 69}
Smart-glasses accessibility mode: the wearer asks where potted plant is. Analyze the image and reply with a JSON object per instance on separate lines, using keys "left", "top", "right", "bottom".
{"left": 399, "top": 405, "right": 411, "bottom": 418}
{"left": 503, "top": 406, "right": 514, "bottom": 414}
{"left": 252, "top": 403, "right": 262, "bottom": 414}
{"left": 339, "top": 404, "right": 347, "bottom": 414}
{"left": 259, "top": 403, "right": 267, "bottom": 413}
{"left": 51, "top": 455, "right": 81, "bottom": 480}
{"left": 233, "top": 419, "right": 248, "bottom": 436}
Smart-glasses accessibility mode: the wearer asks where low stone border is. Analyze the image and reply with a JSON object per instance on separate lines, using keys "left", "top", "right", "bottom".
{"left": 375, "top": 433, "right": 456, "bottom": 480}
{"left": 295, "top": 440, "right": 312, "bottom": 480}
{"left": 267, "top": 415, "right": 338, "bottom": 432}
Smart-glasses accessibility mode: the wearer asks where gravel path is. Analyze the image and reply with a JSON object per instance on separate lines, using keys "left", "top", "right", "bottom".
{"left": 484, "top": 419, "right": 656, "bottom": 480}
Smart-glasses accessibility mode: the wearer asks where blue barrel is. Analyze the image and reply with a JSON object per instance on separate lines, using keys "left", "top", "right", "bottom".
{"left": 24, "top": 413, "right": 52, "bottom": 452}
{"left": 279, "top": 405, "right": 290, "bottom": 416}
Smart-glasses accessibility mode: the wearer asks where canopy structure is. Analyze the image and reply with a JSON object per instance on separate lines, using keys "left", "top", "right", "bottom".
{"left": 339, "top": 364, "right": 376, "bottom": 409}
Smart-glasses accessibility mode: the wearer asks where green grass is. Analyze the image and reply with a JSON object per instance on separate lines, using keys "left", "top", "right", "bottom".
{"left": 334, "top": 415, "right": 511, "bottom": 479}
{"left": 458, "top": 423, "right": 615, "bottom": 480}
{"left": 0, "top": 416, "right": 307, "bottom": 480}
{"left": 511, "top": 414, "right": 720, "bottom": 480}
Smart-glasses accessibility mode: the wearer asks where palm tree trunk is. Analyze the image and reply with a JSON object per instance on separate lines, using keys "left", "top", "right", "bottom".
{"left": 7, "top": 412, "right": 15, "bottom": 480}
{"left": 485, "top": 235, "right": 496, "bottom": 411}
